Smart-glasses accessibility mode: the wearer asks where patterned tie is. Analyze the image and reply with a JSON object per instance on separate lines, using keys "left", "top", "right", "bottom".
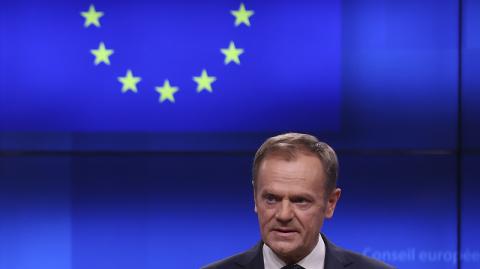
{"left": 280, "top": 264, "right": 305, "bottom": 269}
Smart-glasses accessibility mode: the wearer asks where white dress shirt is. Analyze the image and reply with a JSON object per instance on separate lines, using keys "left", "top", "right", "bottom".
{"left": 263, "top": 234, "right": 326, "bottom": 269}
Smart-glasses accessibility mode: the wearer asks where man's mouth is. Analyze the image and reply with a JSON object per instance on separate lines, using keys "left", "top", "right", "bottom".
{"left": 272, "top": 228, "right": 298, "bottom": 236}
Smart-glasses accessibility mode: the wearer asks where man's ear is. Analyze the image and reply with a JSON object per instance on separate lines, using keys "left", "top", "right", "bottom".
{"left": 325, "top": 188, "right": 341, "bottom": 219}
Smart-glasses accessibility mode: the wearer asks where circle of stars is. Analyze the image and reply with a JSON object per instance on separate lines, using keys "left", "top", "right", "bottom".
{"left": 81, "top": 2, "right": 254, "bottom": 104}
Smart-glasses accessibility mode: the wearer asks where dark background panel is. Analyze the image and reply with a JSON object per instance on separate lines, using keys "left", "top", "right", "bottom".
{"left": 69, "top": 153, "right": 257, "bottom": 269}
{"left": 0, "top": 156, "right": 71, "bottom": 269}
{"left": 324, "top": 154, "right": 457, "bottom": 269}
{"left": 461, "top": 155, "right": 480, "bottom": 269}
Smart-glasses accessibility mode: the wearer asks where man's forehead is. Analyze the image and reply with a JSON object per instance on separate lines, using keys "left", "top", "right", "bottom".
{"left": 259, "top": 185, "right": 317, "bottom": 198}
{"left": 257, "top": 155, "right": 325, "bottom": 186}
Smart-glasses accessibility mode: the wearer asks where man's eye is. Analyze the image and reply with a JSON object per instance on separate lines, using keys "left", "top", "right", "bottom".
{"left": 264, "top": 195, "right": 277, "bottom": 204}
{"left": 293, "top": 198, "right": 309, "bottom": 204}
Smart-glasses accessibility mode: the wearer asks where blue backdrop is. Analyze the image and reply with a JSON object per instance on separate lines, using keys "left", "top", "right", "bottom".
{"left": 0, "top": 0, "right": 479, "bottom": 269}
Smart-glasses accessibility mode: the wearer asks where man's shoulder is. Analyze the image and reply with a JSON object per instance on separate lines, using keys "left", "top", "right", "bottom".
{"left": 200, "top": 252, "right": 245, "bottom": 269}
{"left": 201, "top": 242, "right": 263, "bottom": 269}
{"left": 323, "top": 235, "right": 395, "bottom": 269}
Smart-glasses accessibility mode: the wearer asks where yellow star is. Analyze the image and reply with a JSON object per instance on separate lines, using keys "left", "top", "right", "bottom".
{"left": 193, "top": 69, "right": 217, "bottom": 93}
{"left": 81, "top": 4, "right": 104, "bottom": 28}
{"left": 91, "top": 42, "right": 114, "bottom": 65}
{"left": 231, "top": 3, "right": 254, "bottom": 27}
{"left": 118, "top": 70, "right": 141, "bottom": 93}
{"left": 221, "top": 41, "right": 244, "bottom": 65}
{"left": 155, "top": 80, "right": 179, "bottom": 103}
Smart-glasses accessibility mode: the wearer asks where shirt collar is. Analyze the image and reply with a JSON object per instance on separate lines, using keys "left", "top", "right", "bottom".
{"left": 263, "top": 234, "right": 326, "bottom": 269}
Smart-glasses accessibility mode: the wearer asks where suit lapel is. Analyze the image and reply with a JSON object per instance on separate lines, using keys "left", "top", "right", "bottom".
{"left": 322, "top": 234, "right": 353, "bottom": 269}
{"left": 234, "top": 241, "right": 264, "bottom": 269}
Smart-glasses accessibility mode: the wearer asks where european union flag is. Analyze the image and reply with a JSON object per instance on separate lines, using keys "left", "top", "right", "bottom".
{"left": 0, "top": 0, "right": 341, "bottom": 132}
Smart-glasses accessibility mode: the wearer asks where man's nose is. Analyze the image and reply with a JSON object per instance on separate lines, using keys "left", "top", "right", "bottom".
{"left": 275, "top": 199, "right": 294, "bottom": 222}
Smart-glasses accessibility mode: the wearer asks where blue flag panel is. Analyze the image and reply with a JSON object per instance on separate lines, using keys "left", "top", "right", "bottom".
{"left": 0, "top": 0, "right": 341, "bottom": 132}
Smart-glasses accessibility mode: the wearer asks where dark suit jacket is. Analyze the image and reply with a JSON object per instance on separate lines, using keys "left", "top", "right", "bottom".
{"left": 201, "top": 234, "right": 395, "bottom": 269}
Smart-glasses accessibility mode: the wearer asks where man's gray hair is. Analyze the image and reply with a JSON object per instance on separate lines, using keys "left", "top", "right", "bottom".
{"left": 252, "top": 132, "right": 339, "bottom": 194}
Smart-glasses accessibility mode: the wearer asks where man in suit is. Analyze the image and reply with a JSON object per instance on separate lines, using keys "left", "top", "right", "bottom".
{"left": 202, "top": 133, "right": 395, "bottom": 269}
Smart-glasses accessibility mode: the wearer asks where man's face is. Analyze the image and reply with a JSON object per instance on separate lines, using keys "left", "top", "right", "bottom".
{"left": 254, "top": 152, "right": 341, "bottom": 264}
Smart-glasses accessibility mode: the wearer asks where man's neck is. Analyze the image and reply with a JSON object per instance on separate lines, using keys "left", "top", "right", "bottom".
{"left": 263, "top": 234, "right": 326, "bottom": 269}
{"left": 280, "top": 237, "right": 319, "bottom": 265}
